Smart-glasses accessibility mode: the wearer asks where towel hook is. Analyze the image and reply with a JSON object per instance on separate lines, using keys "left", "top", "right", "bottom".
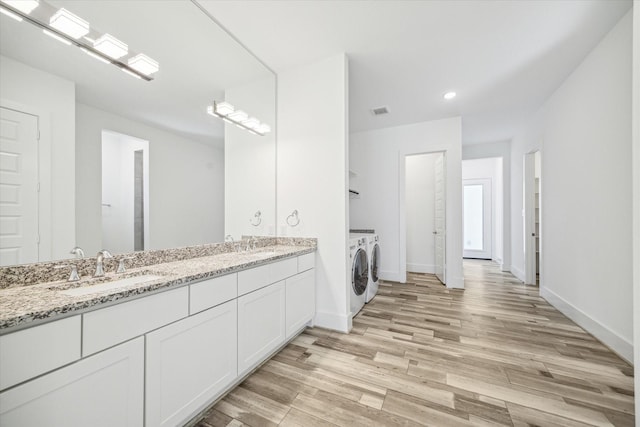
{"left": 250, "top": 210, "right": 262, "bottom": 226}
{"left": 286, "top": 209, "right": 300, "bottom": 227}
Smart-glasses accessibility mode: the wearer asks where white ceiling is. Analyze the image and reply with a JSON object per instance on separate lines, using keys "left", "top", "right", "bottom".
{"left": 199, "top": 0, "right": 632, "bottom": 145}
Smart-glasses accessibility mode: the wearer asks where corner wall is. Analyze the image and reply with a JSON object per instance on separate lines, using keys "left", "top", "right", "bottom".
{"left": 631, "top": 0, "right": 639, "bottom": 401}
{"left": 277, "top": 54, "right": 350, "bottom": 332}
{"left": 512, "top": 11, "right": 633, "bottom": 362}
{"left": 350, "top": 117, "right": 464, "bottom": 288}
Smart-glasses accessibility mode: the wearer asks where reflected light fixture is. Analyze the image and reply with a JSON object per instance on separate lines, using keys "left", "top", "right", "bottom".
{"left": 443, "top": 91, "right": 457, "bottom": 100}
{"left": 207, "top": 101, "right": 270, "bottom": 136}
{"left": 127, "top": 53, "right": 159, "bottom": 76}
{"left": 49, "top": 8, "right": 89, "bottom": 39}
{"left": 2, "top": 0, "right": 38, "bottom": 14}
{"left": 1, "top": 0, "right": 159, "bottom": 81}
{"left": 93, "top": 33, "right": 128, "bottom": 59}
{"left": 0, "top": 6, "right": 22, "bottom": 21}
{"left": 43, "top": 28, "right": 71, "bottom": 45}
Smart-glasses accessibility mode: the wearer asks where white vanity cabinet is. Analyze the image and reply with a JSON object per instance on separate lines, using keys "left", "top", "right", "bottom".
{"left": 146, "top": 300, "right": 237, "bottom": 427}
{"left": 237, "top": 281, "right": 286, "bottom": 374}
{"left": 0, "top": 337, "right": 144, "bottom": 427}
{"left": 285, "top": 269, "right": 315, "bottom": 339}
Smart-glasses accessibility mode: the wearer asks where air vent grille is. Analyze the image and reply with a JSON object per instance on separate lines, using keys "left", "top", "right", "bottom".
{"left": 371, "top": 106, "right": 389, "bottom": 116}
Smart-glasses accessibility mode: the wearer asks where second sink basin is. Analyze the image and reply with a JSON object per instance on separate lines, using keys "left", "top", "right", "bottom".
{"left": 57, "top": 274, "right": 165, "bottom": 297}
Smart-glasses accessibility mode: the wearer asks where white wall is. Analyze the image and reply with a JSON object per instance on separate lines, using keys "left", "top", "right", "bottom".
{"left": 0, "top": 55, "right": 75, "bottom": 261}
{"left": 462, "top": 141, "right": 511, "bottom": 272}
{"left": 511, "top": 11, "right": 633, "bottom": 362}
{"left": 405, "top": 153, "right": 438, "bottom": 274}
{"left": 631, "top": 0, "right": 639, "bottom": 406}
{"left": 76, "top": 103, "right": 224, "bottom": 255}
{"left": 462, "top": 157, "right": 503, "bottom": 263}
{"left": 225, "top": 76, "right": 276, "bottom": 239}
{"left": 277, "top": 54, "right": 350, "bottom": 332}
{"left": 350, "top": 117, "right": 464, "bottom": 288}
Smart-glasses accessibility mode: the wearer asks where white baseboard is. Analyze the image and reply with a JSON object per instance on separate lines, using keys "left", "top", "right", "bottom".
{"left": 314, "top": 310, "right": 351, "bottom": 333}
{"left": 511, "top": 265, "right": 525, "bottom": 282}
{"left": 406, "top": 263, "right": 435, "bottom": 274}
{"left": 540, "top": 287, "right": 633, "bottom": 364}
{"left": 500, "top": 263, "right": 511, "bottom": 272}
{"left": 446, "top": 276, "right": 465, "bottom": 289}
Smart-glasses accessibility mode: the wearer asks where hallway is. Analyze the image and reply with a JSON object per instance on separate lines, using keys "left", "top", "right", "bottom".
{"left": 198, "top": 261, "right": 634, "bottom": 426}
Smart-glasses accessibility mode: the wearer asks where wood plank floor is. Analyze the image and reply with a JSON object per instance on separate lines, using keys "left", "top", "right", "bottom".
{"left": 196, "top": 260, "right": 635, "bottom": 427}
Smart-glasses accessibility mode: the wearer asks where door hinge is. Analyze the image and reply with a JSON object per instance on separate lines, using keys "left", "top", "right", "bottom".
{"left": 36, "top": 234, "right": 40, "bottom": 244}
{"left": 37, "top": 129, "right": 41, "bottom": 141}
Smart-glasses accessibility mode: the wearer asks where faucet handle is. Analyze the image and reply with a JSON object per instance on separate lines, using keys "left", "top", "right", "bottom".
{"left": 55, "top": 264, "right": 80, "bottom": 282}
{"left": 116, "top": 257, "right": 135, "bottom": 274}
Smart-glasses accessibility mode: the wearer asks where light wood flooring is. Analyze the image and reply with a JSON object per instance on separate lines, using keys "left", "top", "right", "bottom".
{"left": 196, "top": 260, "right": 635, "bottom": 426}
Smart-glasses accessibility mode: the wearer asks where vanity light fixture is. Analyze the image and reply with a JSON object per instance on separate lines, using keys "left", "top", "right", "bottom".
{"left": 43, "top": 28, "right": 71, "bottom": 45}
{"left": 93, "top": 33, "right": 128, "bottom": 59}
{"left": 2, "top": 0, "right": 38, "bottom": 14}
{"left": 207, "top": 101, "right": 271, "bottom": 136}
{"left": 1, "top": 0, "right": 158, "bottom": 81}
{"left": 49, "top": 8, "right": 89, "bottom": 39}
{"left": 127, "top": 53, "right": 159, "bottom": 76}
{"left": 0, "top": 6, "right": 22, "bottom": 21}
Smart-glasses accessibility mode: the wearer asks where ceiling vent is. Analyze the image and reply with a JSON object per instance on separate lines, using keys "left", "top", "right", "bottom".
{"left": 371, "top": 106, "right": 389, "bottom": 116}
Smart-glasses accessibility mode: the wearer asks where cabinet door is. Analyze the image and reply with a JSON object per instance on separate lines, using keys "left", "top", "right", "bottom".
{"left": 237, "top": 281, "right": 285, "bottom": 374}
{"left": 146, "top": 300, "right": 237, "bottom": 427}
{"left": 285, "top": 269, "right": 315, "bottom": 339}
{"left": 0, "top": 337, "right": 144, "bottom": 427}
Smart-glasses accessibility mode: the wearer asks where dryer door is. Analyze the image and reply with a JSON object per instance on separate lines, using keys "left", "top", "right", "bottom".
{"left": 371, "top": 243, "right": 380, "bottom": 283}
{"left": 352, "top": 248, "right": 369, "bottom": 296}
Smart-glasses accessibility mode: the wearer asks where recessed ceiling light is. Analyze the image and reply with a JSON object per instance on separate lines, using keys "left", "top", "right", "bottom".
{"left": 443, "top": 91, "right": 456, "bottom": 100}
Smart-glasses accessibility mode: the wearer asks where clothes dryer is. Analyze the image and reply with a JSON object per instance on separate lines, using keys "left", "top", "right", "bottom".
{"left": 350, "top": 233, "right": 380, "bottom": 303}
{"left": 349, "top": 237, "right": 368, "bottom": 317}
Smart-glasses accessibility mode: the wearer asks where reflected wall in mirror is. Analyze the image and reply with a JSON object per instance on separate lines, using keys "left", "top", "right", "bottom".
{"left": 0, "top": 0, "right": 276, "bottom": 267}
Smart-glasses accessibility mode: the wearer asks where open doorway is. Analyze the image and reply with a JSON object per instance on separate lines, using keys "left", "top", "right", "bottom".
{"left": 461, "top": 157, "right": 503, "bottom": 263}
{"left": 101, "top": 130, "right": 150, "bottom": 253}
{"left": 405, "top": 152, "right": 446, "bottom": 284}
{"left": 524, "top": 150, "right": 541, "bottom": 285}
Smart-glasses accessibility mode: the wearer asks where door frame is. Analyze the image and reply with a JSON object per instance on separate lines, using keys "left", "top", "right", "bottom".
{"left": 462, "top": 178, "right": 492, "bottom": 259}
{"left": 0, "top": 99, "right": 51, "bottom": 262}
{"left": 524, "top": 150, "right": 541, "bottom": 285}
{"left": 399, "top": 150, "right": 447, "bottom": 285}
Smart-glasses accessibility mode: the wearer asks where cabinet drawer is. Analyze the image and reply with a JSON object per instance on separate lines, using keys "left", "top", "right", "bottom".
{"left": 297, "top": 253, "right": 315, "bottom": 272}
{"left": 190, "top": 274, "right": 237, "bottom": 314}
{"left": 83, "top": 287, "right": 189, "bottom": 356}
{"left": 0, "top": 316, "right": 81, "bottom": 391}
{"left": 237, "top": 257, "right": 297, "bottom": 296}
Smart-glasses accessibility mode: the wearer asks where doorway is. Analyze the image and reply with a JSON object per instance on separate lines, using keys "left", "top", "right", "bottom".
{"left": 101, "top": 130, "right": 149, "bottom": 253}
{"left": 524, "top": 150, "right": 541, "bottom": 285}
{"left": 463, "top": 178, "right": 492, "bottom": 259}
{"left": 404, "top": 152, "right": 446, "bottom": 284}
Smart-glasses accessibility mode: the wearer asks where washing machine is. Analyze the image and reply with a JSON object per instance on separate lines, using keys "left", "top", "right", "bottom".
{"left": 349, "top": 236, "right": 369, "bottom": 317}
{"left": 350, "top": 233, "right": 381, "bottom": 303}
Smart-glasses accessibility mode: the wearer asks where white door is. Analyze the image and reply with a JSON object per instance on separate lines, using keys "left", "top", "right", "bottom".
{"left": 434, "top": 153, "right": 446, "bottom": 284}
{"left": 524, "top": 151, "right": 539, "bottom": 285}
{"left": 463, "top": 179, "right": 492, "bottom": 259}
{"left": 0, "top": 107, "right": 39, "bottom": 266}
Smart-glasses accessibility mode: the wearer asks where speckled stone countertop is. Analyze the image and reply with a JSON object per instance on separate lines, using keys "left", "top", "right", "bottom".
{"left": 0, "top": 241, "right": 316, "bottom": 332}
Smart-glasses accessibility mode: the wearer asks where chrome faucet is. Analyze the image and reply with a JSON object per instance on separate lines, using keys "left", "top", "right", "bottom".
{"left": 245, "top": 236, "right": 257, "bottom": 251}
{"left": 55, "top": 264, "right": 80, "bottom": 282}
{"left": 69, "top": 246, "right": 85, "bottom": 259}
{"left": 94, "top": 250, "right": 113, "bottom": 277}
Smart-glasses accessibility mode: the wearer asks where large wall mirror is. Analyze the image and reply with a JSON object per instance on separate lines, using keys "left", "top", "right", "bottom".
{"left": 0, "top": 0, "right": 276, "bottom": 266}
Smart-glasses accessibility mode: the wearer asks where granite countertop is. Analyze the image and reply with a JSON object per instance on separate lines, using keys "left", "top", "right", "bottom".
{"left": 0, "top": 244, "right": 315, "bottom": 332}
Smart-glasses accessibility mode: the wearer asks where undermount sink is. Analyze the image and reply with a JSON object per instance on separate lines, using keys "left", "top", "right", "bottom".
{"left": 55, "top": 274, "right": 165, "bottom": 297}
